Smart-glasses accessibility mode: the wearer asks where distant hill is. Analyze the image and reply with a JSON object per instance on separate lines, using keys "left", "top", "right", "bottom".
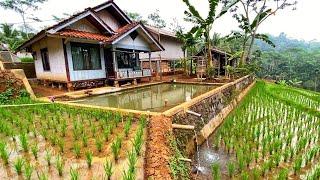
{"left": 255, "top": 33, "right": 320, "bottom": 92}
{"left": 256, "top": 32, "right": 320, "bottom": 52}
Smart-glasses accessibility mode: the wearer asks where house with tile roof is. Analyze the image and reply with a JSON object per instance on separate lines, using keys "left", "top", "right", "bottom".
{"left": 17, "top": 0, "right": 184, "bottom": 90}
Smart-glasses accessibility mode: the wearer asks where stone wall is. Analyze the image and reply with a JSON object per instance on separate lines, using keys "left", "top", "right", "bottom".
{"left": 170, "top": 75, "right": 254, "bottom": 155}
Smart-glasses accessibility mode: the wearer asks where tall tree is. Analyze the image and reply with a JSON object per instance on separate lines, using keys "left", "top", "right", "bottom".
{"left": 0, "top": 0, "right": 47, "bottom": 38}
{"left": 228, "top": 0, "right": 297, "bottom": 64}
{"left": 124, "top": 10, "right": 147, "bottom": 24}
{"left": 147, "top": 9, "right": 166, "bottom": 28}
{"left": 182, "top": 0, "right": 239, "bottom": 68}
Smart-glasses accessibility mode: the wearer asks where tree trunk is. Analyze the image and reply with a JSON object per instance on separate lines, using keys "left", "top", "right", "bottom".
{"left": 21, "top": 13, "right": 29, "bottom": 39}
{"left": 206, "top": 28, "right": 213, "bottom": 68}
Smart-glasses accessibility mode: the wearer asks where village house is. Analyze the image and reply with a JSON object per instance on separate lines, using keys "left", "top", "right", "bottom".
{"left": 17, "top": 0, "right": 184, "bottom": 90}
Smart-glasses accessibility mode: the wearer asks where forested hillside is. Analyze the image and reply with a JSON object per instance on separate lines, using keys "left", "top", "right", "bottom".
{"left": 256, "top": 33, "right": 320, "bottom": 92}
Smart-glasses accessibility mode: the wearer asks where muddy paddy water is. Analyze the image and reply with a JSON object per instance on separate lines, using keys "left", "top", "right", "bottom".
{"left": 192, "top": 133, "right": 232, "bottom": 180}
{"left": 72, "top": 83, "right": 217, "bottom": 112}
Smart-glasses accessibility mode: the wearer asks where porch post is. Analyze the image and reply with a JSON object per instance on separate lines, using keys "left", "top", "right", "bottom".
{"left": 149, "top": 52, "right": 152, "bottom": 80}
{"left": 112, "top": 46, "right": 118, "bottom": 77}
{"left": 148, "top": 51, "right": 152, "bottom": 72}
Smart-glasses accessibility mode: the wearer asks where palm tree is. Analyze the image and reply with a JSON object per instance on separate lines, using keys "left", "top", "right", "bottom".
{"left": 0, "top": 23, "right": 30, "bottom": 51}
{"left": 182, "top": 0, "right": 239, "bottom": 68}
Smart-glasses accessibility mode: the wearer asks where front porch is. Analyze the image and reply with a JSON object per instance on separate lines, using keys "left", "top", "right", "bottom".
{"left": 106, "top": 48, "right": 153, "bottom": 86}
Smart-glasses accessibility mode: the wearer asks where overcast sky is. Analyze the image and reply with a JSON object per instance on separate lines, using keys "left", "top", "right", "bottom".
{"left": 0, "top": 0, "right": 318, "bottom": 41}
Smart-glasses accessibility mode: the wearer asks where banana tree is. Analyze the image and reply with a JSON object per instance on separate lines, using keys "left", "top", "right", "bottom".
{"left": 176, "top": 28, "right": 201, "bottom": 74}
{"left": 182, "top": 0, "right": 239, "bottom": 68}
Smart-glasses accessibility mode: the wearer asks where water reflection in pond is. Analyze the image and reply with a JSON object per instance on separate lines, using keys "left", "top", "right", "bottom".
{"left": 75, "top": 83, "right": 216, "bottom": 112}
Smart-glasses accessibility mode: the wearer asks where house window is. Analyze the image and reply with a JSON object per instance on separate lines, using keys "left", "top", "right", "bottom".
{"left": 116, "top": 50, "right": 139, "bottom": 69}
{"left": 40, "top": 48, "right": 50, "bottom": 71}
{"left": 71, "top": 43, "right": 101, "bottom": 70}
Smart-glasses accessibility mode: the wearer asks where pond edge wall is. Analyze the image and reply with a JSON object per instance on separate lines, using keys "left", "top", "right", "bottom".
{"left": 168, "top": 75, "right": 255, "bottom": 156}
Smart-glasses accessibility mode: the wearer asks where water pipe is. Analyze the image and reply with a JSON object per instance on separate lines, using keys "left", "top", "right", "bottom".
{"left": 186, "top": 110, "right": 202, "bottom": 117}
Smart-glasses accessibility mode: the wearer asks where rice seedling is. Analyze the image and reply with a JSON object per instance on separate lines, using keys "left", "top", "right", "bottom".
{"left": 122, "top": 168, "right": 135, "bottom": 180}
{"left": 227, "top": 161, "right": 235, "bottom": 178}
{"left": 293, "top": 156, "right": 303, "bottom": 175}
{"left": 37, "top": 171, "right": 48, "bottom": 180}
{"left": 31, "top": 144, "right": 39, "bottom": 160}
{"left": 57, "top": 138, "right": 65, "bottom": 153}
{"left": 55, "top": 155, "right": 64, "bottom": 177}
{"left": 211, "top": 162, "right": 221, "bottom": 180}
{"left": 124, "top": 118, "right": 132, "bottom": 138}
{"left": 111, "top": 136, "right": 122, "bottom": 161}
{"left": 95, "top": 136, "right": 103, "bottom": 153}
{"left": 103, "top": 126, "right": 111, "bottom": 142}
{"left": 73, "top": 143, "right": 81, "bottom": 158}
{"left": 19, "top": 133, "right": 29, "bottom": 152}
{"left": 70, "top": 167, "right": 80, "bottom": 180}
{"left": 82, "top": 133, "right": 88, "bottom": 147}
{"left": 14, "top": 157, "right": 24, "bottom": 175}
{"left": 0, "top": 142, "right": 10, "bottom": 166}
{"left": 127, "top": 150, "right": 137, "bottom": 174}
{"left": 85, "top": 151, "right": 93, "bottom": 168}
{"left": 104, "top": 160, "right": 113, "bottom": 180}
{"left": 45, "top": 149, "right": 52, "bottom": 166}
{"left": 24, "top": 161, "right": 33, "bottom": 180}
{"left": 252, "top": 167, "right": 261, "bottom": 180}
{"left": 132, "top": 128, "right": 143, "bottom": 156}
{"left": 277, "top": 168, "right": 289, "bottom": 180}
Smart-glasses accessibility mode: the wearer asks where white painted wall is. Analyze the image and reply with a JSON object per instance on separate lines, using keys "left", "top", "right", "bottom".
{"left": 68, "top": 19, "right": 100, "bottom": 33}
{"left": 96, "top": 10, "right": 121, "bottom": 31}
{"left": 140, "top": 35, "right": 184, "bottom": 60}
{"left": 66, "top": 41, "right": 106, "bottom": 82}
{"left": 115, "top": 34, "right": 151, "bottom": 51}
{"left": 31, "top": 37, "right": 68, "bottom": 82}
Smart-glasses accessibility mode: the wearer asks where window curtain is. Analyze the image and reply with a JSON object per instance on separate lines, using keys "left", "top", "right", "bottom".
{"left": 71, "top": 46, "right": 84, "bottom": 70}
{"left": 90, "top": 47, "right": 101, "bottom": 69}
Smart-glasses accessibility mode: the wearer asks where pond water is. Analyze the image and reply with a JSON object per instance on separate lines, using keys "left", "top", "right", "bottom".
{"left": 73, "top": 83, "right": 216, "bottom": 112}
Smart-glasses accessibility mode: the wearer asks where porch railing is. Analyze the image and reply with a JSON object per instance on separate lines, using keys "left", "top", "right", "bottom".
{"left": 116, "top": 69, "right": 151, "bottom": 79}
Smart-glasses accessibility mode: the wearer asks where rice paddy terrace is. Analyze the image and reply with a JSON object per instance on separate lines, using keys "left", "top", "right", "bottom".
{"left": 0, "top": 104, "right": 146, "bottom": 179}
{"left": 196, "top": 81, "right": 320, "bottom": 179}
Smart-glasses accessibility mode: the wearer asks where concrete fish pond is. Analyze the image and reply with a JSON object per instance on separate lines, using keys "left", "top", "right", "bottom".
{"left": 65, "top": 83, "right": 217, "bottom": 112}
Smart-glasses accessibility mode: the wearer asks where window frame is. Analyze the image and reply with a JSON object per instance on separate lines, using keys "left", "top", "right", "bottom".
{"left": 40, "top": 48, "right": 50, "bottom": 71}
{"left": 70, "top": 42, "right": 102, "bottom": 71}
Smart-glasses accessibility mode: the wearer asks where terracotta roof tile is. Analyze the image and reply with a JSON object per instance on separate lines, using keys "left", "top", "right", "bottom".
{"left": 104, "top": 22, "right": 139, "bottom": 43}
{"left": 55, "top": 29, "right": 110, "bottom": 42}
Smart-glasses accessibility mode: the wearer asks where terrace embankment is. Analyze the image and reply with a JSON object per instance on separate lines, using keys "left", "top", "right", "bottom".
{"left": 145, "top": 115, "right": 172, "bottom": 179}
{"left": 166, "top": 75, "right": 255, "bottom": 156}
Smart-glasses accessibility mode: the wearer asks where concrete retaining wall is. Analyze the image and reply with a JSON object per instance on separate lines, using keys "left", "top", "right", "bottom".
{"left": 2, "top": 62, "right": 36, "bottom": 78}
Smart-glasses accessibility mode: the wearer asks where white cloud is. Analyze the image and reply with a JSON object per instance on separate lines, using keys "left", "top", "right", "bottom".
{"left": 0, "top": 0, "right": 318, "bottom": 41}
